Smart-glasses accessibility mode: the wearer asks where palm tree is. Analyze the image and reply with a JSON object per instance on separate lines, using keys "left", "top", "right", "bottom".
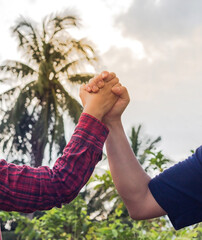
{"left": 129, "top": 124, "right": 161, "bottom": 165}
{"left": 0, "top": 12, "right": 98, "bottom": 167}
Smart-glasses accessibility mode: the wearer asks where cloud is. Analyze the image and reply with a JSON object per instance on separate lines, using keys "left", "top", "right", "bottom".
{"left": 102, "top": 39, "right": 202, "bottom": 159}
{"left": 28, "top": 0, "right": 37, "bottom": 3}
{"left": 116, "top": 0, "right": 202, "bottom": 53}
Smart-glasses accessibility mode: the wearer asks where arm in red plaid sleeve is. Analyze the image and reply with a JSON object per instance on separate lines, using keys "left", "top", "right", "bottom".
{"left": 0, "top": 113, "right": 109, "bottom": 213}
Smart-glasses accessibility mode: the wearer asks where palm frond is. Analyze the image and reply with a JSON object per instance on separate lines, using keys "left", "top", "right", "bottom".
{"left": 49, "top": 14, "right": 79, "bottom": 39}
{"left": 0, "top": 60, "right": 36, "bottom": 79}
{"left": 0, "top": 86, "right": 21, "bottom": 113}
{"left": 130, "top": 125, "right": 142, "bottom": 156}
{"left": 68, "top": 73, "right": 95, "bottom": 84}
{"left": 49, "top": 50, "right": 65, "bottom": 64}
{"left": 0, "top": 77, "right": 10, "bottom": 83}
{"left": 59, "top": 60, "right": 80, "bottom": 73}
{"left": 73, "top": 39, "right": 97, "bottom": 59}
{"left": 58, "top": 57, "right": 97, "bottom": 77}
{"left": 56, "top": 81, "right": 82, "bottom": 123}
{"left": 0, "top": 85, "right": 21, "bottom": 97}
{"left": 41, "top": 12, "right": 79, "bottom": 40}
{"left": 12, "top": 17, "right": 42, "bottom": 63}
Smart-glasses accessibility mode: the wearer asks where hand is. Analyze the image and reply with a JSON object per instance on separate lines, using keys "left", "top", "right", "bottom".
{"left": 85, "top": 71, "right": 116, "bottom": 93}
{"left": 79, "top": 73, "right": 119, "bottom": 121}
{"left": 85, "top": 71, "right": 130, "bottom": 127}
{"left": 103, "top": 85, "right": 130, "bottom": 128}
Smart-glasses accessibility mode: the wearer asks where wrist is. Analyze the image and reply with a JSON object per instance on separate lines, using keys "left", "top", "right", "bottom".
{"left": 103, "top": 117, "right": 122, "bottom": 130}
{"left": 83, "top": 106, "right": 103, "bottom": 121}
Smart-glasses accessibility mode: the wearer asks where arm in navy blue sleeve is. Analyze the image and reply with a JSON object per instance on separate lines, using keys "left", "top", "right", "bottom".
{"left": 149, "top": 146, "right": 202, "bottom": 230}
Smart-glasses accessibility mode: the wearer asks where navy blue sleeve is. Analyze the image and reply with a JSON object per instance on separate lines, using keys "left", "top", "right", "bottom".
{"left": 148, "top": 146, "right": 202, "bottom": 230}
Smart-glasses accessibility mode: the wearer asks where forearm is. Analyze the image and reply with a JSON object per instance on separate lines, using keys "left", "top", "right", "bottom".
{"left": 106, "top": 120, "right": 151, "bottom": 216}
{"left": 0, "top": 113, "right": 108, "bottom": 213}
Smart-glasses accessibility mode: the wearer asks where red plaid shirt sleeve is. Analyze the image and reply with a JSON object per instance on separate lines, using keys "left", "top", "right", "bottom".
{"left": 0, "top": 113, "right": 109, "bottom": 213}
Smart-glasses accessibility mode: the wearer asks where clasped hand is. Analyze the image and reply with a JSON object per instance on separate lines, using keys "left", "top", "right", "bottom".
{"left": 79, "top": 71, "right": 130, "bottom": 127}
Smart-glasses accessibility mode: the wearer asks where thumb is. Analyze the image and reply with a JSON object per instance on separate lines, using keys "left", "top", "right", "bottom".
{"left": 112, "top": 85, "right": 130, "bottom": 101}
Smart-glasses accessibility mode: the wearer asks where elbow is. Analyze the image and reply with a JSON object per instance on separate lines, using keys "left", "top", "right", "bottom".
{"left": 122, "top": 189, "right": 151, "bottom": 221}
{"left": 128, "top": 210, "right": 145, "bottom": 221}
{"left": 124, "top": 201, "right": 147, "bottom": 221}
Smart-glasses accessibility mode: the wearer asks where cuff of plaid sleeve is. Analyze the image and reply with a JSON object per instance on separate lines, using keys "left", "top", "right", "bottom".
{"left": 73, "top": 113, "right": 109, "bottom": 150}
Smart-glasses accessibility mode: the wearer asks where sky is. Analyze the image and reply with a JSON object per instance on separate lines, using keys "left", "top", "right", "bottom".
{"left": 0, "top": 0, "right": 202, "bottom": 162}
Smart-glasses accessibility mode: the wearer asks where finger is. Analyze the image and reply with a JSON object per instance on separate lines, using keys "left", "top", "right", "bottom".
{"left": 91, "top": 85, "right": 99, "bottom": 93}
{"left": 104, "top": 72, "right": 116, "bottom": 82}
{"left": 111, "top": 83, "right": 121, "bottom": 90}
{"left": 89, "top": 74, "right": 102, "bottom": 85}
{"left": 110, "top": 83, "right": 121, "bottom": 96}
{"left": 112, "top": 86, "right": 130, "bottom": 101}
{"left": 101, "top": 71, "right": 109, "bottom": 79}
{"left": 107, "top": 77, "right": 119, "bottom": 88}
{"left": 97, "top": 79, "right": 105, "bottom": 89}
{"left": 87, "top": 73, "right": 107, "bottom": 92}
{"left": 85, "top": 84, "right": 92, "bottom": 92}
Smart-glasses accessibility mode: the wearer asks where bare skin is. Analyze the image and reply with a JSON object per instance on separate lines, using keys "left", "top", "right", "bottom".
{"left": 85, "top": 71, "right": 116, "bottom": 93}
{"left": 83, "top": 71, "right": 167, "bottom": 220}
{"left": 80, "top": 72, "right": 120, "bottom": 121}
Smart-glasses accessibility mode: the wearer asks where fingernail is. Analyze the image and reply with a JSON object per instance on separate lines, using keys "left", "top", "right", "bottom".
{"left": 98, "top": 81, "right": 103, "bottom": 87}
{"left": 114, "top": 87, "right": 120, "bottom": 91}
{"left": 92, "top": 86, "right": 98, "bottom": 91}
{"left": 102, "top": 72, "right": 107, "bottom": 78}
{"left": 111, "top": 73, "right": 116, "bottom": 78}
{"left": 87, "top": 86, "right": 91, "bottom": 91}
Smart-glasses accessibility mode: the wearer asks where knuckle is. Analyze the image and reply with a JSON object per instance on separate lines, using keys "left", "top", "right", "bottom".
{"left": 110, "top": 72, "right": 116, "bottom": 77}
{"left": 112, "top": 77, "right": 119, "bottom": 84}
{"left": 89, "top": 78, "right": 94, "bottom": 84}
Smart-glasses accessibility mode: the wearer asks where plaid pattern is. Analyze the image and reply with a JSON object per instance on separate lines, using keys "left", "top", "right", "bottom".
{"left": 0, "top": 113, "right": 108, "bottom": 213}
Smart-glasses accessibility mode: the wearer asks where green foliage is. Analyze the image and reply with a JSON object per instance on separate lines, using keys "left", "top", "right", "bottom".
{"left": 0, "top": 126, "right": 200, "bottom": 239}
{"left": 129, "top": 125, "right": 161, "bottom": 166}
{"left": 1, "top": 149, "right": 201, "bottom": 239}
{"left": 145, "top": 150, "right": 171, "bottom": 173}
{"left": 1, "top": 186, "right": 201, "bottom": 239}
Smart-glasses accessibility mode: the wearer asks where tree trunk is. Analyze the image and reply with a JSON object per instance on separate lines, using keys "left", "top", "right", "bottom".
{"left": 31, "top": 140, "right": 46, "bottom": 167}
